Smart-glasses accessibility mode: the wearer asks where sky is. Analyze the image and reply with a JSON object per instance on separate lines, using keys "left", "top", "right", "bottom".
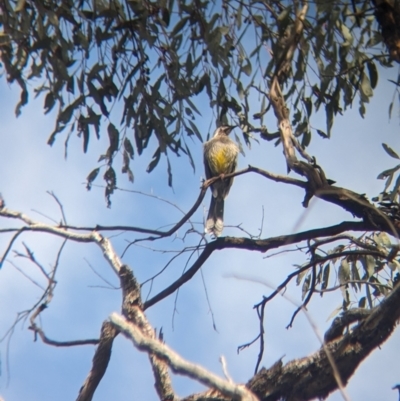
{"left": 0, "top": 34, "right": 400, "bottom": 401}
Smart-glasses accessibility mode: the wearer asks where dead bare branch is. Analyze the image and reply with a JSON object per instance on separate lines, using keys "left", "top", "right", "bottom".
{"left": 76, "top": 321, "right": 117, "bottom": 401}
{"left": 110, "top": 313, "right": 259, "bottom": 401}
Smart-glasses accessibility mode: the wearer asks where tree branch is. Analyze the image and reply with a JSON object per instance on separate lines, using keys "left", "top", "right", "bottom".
{"left": 144, "top": 221, "right": 371, "bottom": 309}
{"left": 110, "top": 313, "right": 259, "bottom": 401}
{"left": 76, "top": 322, "right": 117, "bottom": 401}
{"left": 245, "top": 281, "right": 400, "bottom": 401}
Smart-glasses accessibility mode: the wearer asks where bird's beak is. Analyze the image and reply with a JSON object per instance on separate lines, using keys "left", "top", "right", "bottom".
{"left": 227, "top": 125, "right": 237, "bottom": 133}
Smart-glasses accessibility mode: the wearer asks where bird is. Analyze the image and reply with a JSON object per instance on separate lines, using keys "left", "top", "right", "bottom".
{"left": 203, "top": 125, "right": 239, "bottom": 237}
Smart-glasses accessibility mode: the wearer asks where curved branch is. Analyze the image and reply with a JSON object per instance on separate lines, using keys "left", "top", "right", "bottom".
{"left": 143, "top": 221, "right": 371, "bottom": 309}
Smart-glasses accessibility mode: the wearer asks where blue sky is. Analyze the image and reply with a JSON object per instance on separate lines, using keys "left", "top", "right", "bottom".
{"left": 0, "top": 54, "right": 400, "bottom": 401}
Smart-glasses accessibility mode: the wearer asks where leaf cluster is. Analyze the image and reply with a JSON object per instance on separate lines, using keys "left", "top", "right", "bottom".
{"left": 297, "top": 231, "right": 399, "bottom": 319}
{"left": 0, "top": 0, "right": 393, "bottom": 202}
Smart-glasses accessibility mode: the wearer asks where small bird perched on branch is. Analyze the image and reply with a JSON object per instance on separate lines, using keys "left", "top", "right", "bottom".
{"left": 203, "top": 125, "right": 239, "bottom": 237}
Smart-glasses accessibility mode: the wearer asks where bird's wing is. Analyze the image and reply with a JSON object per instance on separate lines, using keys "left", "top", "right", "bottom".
{"left": 203, "top": 146, "right": 213, "bottom": 180}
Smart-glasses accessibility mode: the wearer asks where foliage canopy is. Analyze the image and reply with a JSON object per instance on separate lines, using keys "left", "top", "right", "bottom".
{"left": 1, "top": 0, "right": 398, "bottom": 200}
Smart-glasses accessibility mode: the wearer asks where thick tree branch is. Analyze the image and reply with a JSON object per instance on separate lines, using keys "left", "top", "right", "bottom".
{"left": 110, "top": 313, "right": 259, "bottom": 401}
{"left": 119, "top": 265, "right": 175, "bottom": 400}
{"left": 246, "top": 281, "right": 400, "bottom": 401}
{"left": 180, "top": 282, "right": 400, "bottom": 401}
{"left": 372, "top": 0, "right": 400, "bottom": 62}
{"left": 76, "top": 322, "right": 117, "bottom": 401}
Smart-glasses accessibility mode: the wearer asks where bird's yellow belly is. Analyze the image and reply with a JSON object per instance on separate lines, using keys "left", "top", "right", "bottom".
{"left": 212, "top": 149, "right": 230, "bottom": 174}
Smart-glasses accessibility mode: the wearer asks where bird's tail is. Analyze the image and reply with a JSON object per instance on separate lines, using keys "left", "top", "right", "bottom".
{"left": 205, "top": 196, "right": 224, "bottom": 237}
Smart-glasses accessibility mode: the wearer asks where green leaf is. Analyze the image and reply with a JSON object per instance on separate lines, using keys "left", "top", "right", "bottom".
{"left": 162, "top": 8, "right": 170, "bottom": 26}
{"left": 236, "top": 4, "right": 242, "bottom": 29}
{"left": 295, "top": 265, "right": 309, "bottom": 285}
{"left": 81, "top": 123, "right": 89, "bottom": 153}
{"left": 339, "top": 22, "right": 352, "bottom": 47}
{"left": 316, "top": 129, "right": 328, "bottom": 138}
{"left": 302, "top": 274, "right": 311, "bottom": 300}
{"left": 390, "top": 174, "right": 400, "bottom": 201}
{"left": 350, "top": 261, "right": 361, "bottom": 291}
{"left": 359, "top": 102, "right": 366, "bottom": 118}
{"left": 321, "top": 263, "right": 330, "bottom": 290}
{"left": 218, "top": 25, "right": 230, "bottom": 36}
{"left": 382, "top": 143, "right": 400, "bottom": 159}
{"left": 104, "top": 167, "right": 117, "bottom": 207}
{"left": 302, "top": 97, "right": 312, "bottom": 118}
{"left": 367, "top": 61, "right": 378, "bottom": 89}
{"left": 389, "top": 101, "right": 393, "bottom": 119}
{"left": 124, "top": 137, "right": 134, "bottom": 159}
{"left": 185, "top": 97, "right": 202, "bottom": 116}
{"left": 375, "top": 232, "right": 392, "bottom": 248}
{"left": 338, "top": 259, "right": 350, "bottom": 284}
{"left": 188, "top": 120, "right": 202, "bottom": 142}
{"left": 301, "top": 131, "right": 311, "bottom": 148}
{"left": 186, "top": 53, "right": 193, "bottom": 76}
{"left": 107, "top": 123, "right": 120, "bottom": 156}
{"left": 166, "top": 156, "right": 173, "bottom": 187}
{"left": 242, "top": 60, "right": 252, "bottom": 77}
{"left": 122, "top": 150, "right": 134, "bottom": 182}
{"left": 360, "top": 71, "right": 373, "bottom": 98}
{"left": 236, "top": 80, "right": 244, "bottom": 100}
{"left": 15, "top": 86, "right": 28, "bottom": 117}
{"left": 44, "top": 92, "right": 56, "bottom": 114}
{"left": 360, "top": 255, "right": 375, "bottom": 279}
{"left": 325, "top": 103, "right": 333, "bottom": 136}
{"left": 327, "top": 304, "right": 343, "bottom": 321}
{"left": 86, "top": 167, "right": 100, "bottom": 190}
{"left": 171, "top": 16, "right": 189, "bottom": 36}
{"left": 58, "top": 103, "right": 75, "bottom": 125}
{"left": 147, "top": 148, "right": 161, "bottom": 173}
{"left": 376, "top": 164, "right": 400, "bottom": 180}
{"left": 277, "top": 5, "right": 292, "bottom": 24}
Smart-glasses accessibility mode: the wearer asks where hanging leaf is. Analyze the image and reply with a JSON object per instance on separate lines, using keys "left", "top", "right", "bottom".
{"left": 316, "top": 129, "right": 328, "bottom": 138}
{"left": 366, "top": 61, "right": 378, "bottom": 89}
{"left": 321, "top": 263, "right": 330, "bottom": 291}
{"left": 360, "top": 71, "right": 373, "bottom": 98}
{"left": 338, "top": 259, "right": 350, "bottom": 284}
{"left": 124, "top": 137, "right": 134, "bottom": 159}
{"left": 242, "top": 60, "right": 252, "bottom": 76}
{"left": 360, "top": 255, "right": 376, "bottom": 279}
{"left": 147, "top": 148, "right": 161, "bottom": 173}
{"left": 302, "top": 97, "right": 312, "bottom": 118}
{"left": 302, "top": 274, "right": 311, "bottom": 300}
{"left": 350, "top": 261, "right": 361, "bottom": 291}
{"left": 86, "top": 168, "right": 100, "bottom": 190}
{"left": 358, "top": 297, "right": 366, "bottom": 308}
{"left": 44, "top": 92, "right": 56, "bottom": 114}
{"left": 382, "top": 143, "right": 399, "bottom": 159}
{"left": 107, "top": 123, "right": 120, "bottom": 156}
